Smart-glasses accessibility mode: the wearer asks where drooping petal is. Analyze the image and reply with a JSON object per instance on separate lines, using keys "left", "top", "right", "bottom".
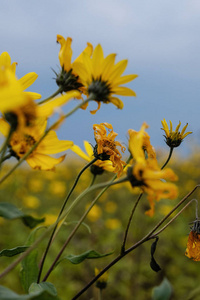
{"left": 38, "top": 130, "right": 73, "bottom": 154}
{"left": 109, "top": 97, "right": 124, "bottom": 109}
{"left": 26, "top": 153, "right": 66, "bottom": 170}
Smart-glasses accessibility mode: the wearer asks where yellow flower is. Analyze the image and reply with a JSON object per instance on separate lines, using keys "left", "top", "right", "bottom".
{"left": 0, "top": 52, "right": 42, "bottom": 132}
{"left": 185, "top": 220, "right": 200, "bottom": 261}
{"left": 161, "top": 119, "right": 192, "bottom": 148}
{"left": 93, "top": 123, "right": 126, "bottom": 177}
{"left": 94, "top": 268, "right": 109, "bottom": 289}
{"left": 0, "top": 118, "right": 73, "bottom": 170}
{"left": 56, "top": 35, "right": 93, "bottom": 97}
{"left": 128, "top": 123, "right": 178, "bottom": 216}
{"left": 71, "top": 140, "right": 116, "bottom": 175}
{"left": 73, "top": 44, "right": 138, "bottom": 113}
{"left": 0, "top": 53, "right": 30, "bottom": 113}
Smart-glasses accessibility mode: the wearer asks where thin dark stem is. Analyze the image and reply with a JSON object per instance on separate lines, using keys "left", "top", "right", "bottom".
{"left": 161, "top": 147, "right": 174, "bottom": 169}
{"left": 72, "top": 185, "right": 200, "bottom": 299}
{"left": 37, "top": 157, "right": 97, "bottom": 283}
{"left": 38, "top": 87, "right": 63, "bottom": 105}
{"left": 121, "top": 192, "right": 143, "bottom": 254}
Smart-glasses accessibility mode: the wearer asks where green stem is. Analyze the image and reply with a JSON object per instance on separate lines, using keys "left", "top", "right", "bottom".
{"left": 0, "top": 126, "right": 14, "bottom": 168}
{"left": 42, "top": 157, "right": 132, "bottom": 282}
{"left": 161, "top": 147, "right": 174, "bottom": 169}
{"left": 71, "top": 184, "right": 200, "bottom": 299}
{"left": 38, "top": 87, "right": 63, "bottom": 105}
{"left": 121, "top": 192, "right": 143, "bottom": 254}
{"left": 37, "top": 157, "right": 98, "bottom": 283}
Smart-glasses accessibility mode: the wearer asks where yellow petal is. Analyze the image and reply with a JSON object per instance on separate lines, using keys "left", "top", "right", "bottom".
{"left": 24, "top": 92, "right": 42, "bottom": 100}
{"left": 37, "top": 90, "right": 80, "bottom": 117}
{"left": 92, "top": 44, "right": 104, "bottom": 78}
{"left": 114, "top": 74, "right": 138, "bottom": 86}
{"left": 38, "top": 130, "right": 73, "bottom": 154}
{"left": 71, "top": 144, "right": 90, "bottom": 161}
{"left": 18, "top": 72, "right": 38, "bottom": 90}
{"left": 113, "top": 86, "right": 136, "bottom": 96}
{"left": 0, "top": 52, "right": 11, "bottom": 68}
{"left": 109, "top": 97, "right": 124, "bottom": 109}
{"left": 27, "top": 153, "right": 66, "bottom": 170}
{"left": 109, "top": 59, "right": 128, "bottom": 82}
{"left": 0, "top": 118, "right": 10, "bottom": 136}
{"left": 84, "top": 141, "right": 94, "bottom": 157}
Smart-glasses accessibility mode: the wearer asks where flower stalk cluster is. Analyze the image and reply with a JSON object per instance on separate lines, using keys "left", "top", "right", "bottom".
{"left": 0, "top": 34, "right": 197, "bottom": 300}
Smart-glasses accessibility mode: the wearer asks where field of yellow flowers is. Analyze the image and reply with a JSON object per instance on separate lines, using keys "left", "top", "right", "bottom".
{"left": 0, "top": 148, "right": 200, "bottom": 300}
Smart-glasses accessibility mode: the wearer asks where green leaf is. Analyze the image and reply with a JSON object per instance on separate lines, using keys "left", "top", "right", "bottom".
{"left": 0, "top": 246, "right": 29, "bottom": 257}
{"left": 152, "top": 277, "right": 173, "bottom": 300}
{"left": 0, "top": 284, "right": 60, "bottom": 300}
{"left": 0, "top": 202, "right": 45, "bottom": 229}
{"left": 29, "top": 282, "right": 57, "bottom": 297}
{"left": 20, "top": 227, "right": 43, "bottom": 293}
{"left": 58, "top": 249, "right": 114, "bottom": 265}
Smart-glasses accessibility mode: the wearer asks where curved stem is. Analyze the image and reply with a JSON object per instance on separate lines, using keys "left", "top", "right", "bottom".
{"left": 37, "top": 157, "right": 97, "bottom": 283}
{"left": 0, "top": 126, "right": 14, "bottom": 168}
{"left": 161, "top": 147, "right": 174, "bottom": 169}
{"left": 121, "top": 192, "right": 143, "bottom": 254}
{"left": 38, "top": 87, "right": 63, "bottom": 105}
{"left": 42, "top": 157, "right": 132, "bottom": 282}
{"left": 72, "top": 184, "right": 200, "bottom": 299}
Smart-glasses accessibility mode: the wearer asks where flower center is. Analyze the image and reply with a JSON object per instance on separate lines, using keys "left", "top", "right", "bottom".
{"left": 10, "top": 133, "right": 36, "bottom": 158}
{"left": 88, "top": 77, "right": 112, "bottom": 102}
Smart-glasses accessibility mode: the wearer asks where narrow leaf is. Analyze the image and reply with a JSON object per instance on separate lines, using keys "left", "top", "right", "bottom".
{"left": 152, "top": 278, "right": 173, "bottom": 300}
{"left": 58, "top": 249, "right": 113, "bottom": 265}
{"left": 0, "top": 246, "right": 29, "bottom": 257}
{"left": 150, "top": 237, "right": 161, "bottom": 272}
{"left": 0, "top": 202, "right": 45, "bottom": 228}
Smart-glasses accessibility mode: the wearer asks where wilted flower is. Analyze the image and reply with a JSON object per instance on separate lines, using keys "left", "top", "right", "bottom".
{"left": 127, "top": 123, "right": 178, "bottom": 216}
{"left": 93, "top": 123, "right": 126, "bottom": 177}
{"left": 73, "top": 44, "right": 138, "bottom": 113}
{"left": 161, "top": 119, "right": 192, "bottom": 148}
{"left": 71, "top": 140, "right": 116, "bottom": 175}
{"left": 185, "top": 219, "right": 200, "bottom": 261}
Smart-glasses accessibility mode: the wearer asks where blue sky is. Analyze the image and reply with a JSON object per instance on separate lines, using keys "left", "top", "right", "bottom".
{"left": 1, "top": 0, "right": 199, "bottom": 155}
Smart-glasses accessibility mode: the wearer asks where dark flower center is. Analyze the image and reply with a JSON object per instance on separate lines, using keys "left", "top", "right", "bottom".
{"left": 88, "top": 77, "right": 112, "bottom": 102}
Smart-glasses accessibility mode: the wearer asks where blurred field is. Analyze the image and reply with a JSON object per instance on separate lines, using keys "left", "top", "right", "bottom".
{"left": 0, "top": 149, "right": 200, "bottom": 300}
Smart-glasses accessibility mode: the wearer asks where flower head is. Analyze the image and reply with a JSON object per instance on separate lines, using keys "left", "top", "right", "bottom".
{"left": 185, "top": 219, "right": 200, "bottom": 261}
{"left": 56, "top": 35, "right": 93, "bottom": 96}
{"left": 161, "top": 119, "right": 192, "bottom": 148}
{"left": 71, "top": 141, "right": 116, "bottom": 175}
{"left": 128, "top": 123, "right": 178, "bottom": 216}
{"left": 0, "top": 118, "right": 73, "bottom": 170}
{"left": 0, "top": 52, "right": 42, "bottom": 131}
{"left": 95, "top": 268, "right": 109, "bottom": 290}
{"left": 93, "top": 123, "right": 126, "bottom": 177}
{"left": 73, "top": 44, "right": 138, "bottom": 114}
